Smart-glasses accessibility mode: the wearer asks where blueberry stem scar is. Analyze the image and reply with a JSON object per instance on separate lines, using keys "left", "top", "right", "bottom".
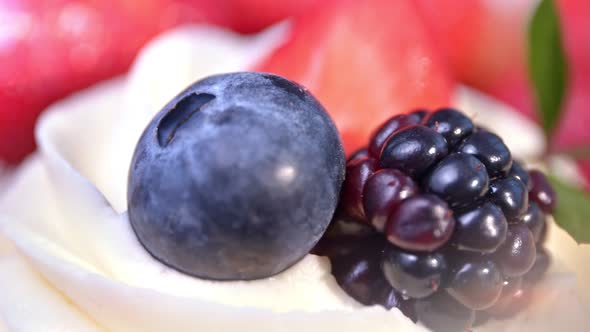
{"left": 157, "top": 93, "right": 216, "bottom": 147}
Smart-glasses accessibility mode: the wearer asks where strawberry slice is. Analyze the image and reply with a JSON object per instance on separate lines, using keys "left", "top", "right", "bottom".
{"left": 224, "top": 0, "right": 319, "bottom": 33}
{"left": 415, "top": 0, "right": 535, "bottom": 118}
{"left": 256, "top": 0, "right": 454, "bottom": 155}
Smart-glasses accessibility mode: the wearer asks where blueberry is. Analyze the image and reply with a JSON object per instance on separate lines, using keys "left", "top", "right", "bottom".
{"left": 452, "top": 202, "right": 508, "bottom": 253}
{"left": 446, "top": 259, "right": 503, "bottom": 310}
{"left": 423, "top": 108, "right": 475, "bottom": 147}
{"left": 519, "top": 202, "right": 546, "bottom": 242}
{"left": 529, "top": 170, "right": 557, "bottom": 213}
{"left": 380, "top": 125, "right": 448, "bottom": 177}
{"left": 385, "top": 194, "right": 455, "bottom": 252}
{"left": 488, "top": 177, "right": 529, "bottom": 221}
{"left": 368, "top": 114, "right": 422, "bottom": 157}
{"left": 423, "top": 153, "right": 489, "bottom": 208}
{"left": 339, "top": 157, "right": 379, "bottom": 222}
{"left": 381, "top": 244, "right": 448, "bottom": 299}
{"left": 496, "top": 224, "right": 536, "bottom": 277}
{"left": 127, "top": 72, "right": 345, "bottom": 280}
{"left": 458, "top": 131, "right": 512, "bottom": 178}
{"left": 363, "top": 169, "right": 419, "bottom": 232}
{"left": 415, "top": 292, "right": 475, "bottom": 332}
{"left": 508, "top": 161, "right": 531, "bottom": 190}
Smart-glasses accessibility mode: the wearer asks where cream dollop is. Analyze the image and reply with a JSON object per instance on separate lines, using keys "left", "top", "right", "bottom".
{"left": 0, "top": 24, "right": 588, "bottom": 332}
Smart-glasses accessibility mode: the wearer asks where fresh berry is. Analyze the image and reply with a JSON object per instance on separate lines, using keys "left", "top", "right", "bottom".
{"left": 410, "top": 109, "right": 429, "bottom": 122}
{"left": 415, "top": 292, "right": 475, "bottom": 332}
{"left": 423, "top": 153, "right": 489, "bottom": 208}
{"left": 508, "top": 161, "right": 531, "bottom": 190}
{"left": 316, "top": 107, "right": 556, "bottom": 328}
{"left": 348, "top": 148, "right": 370, "bottom": 162}
{"left": 488, "top": 177, "right": 529, "bottom": 221}
{"left": 446, "top": 259, "right": 503, "bottom": 310}
{"left": 339, "top": 158, "right": 379, "bottom": 221}
{"left": 381, "top": 244, "right": 448, "bottom": 299}
{"left": 128, "top": 73, "right": 345, "bottom": 280}
{"left": 523, "top": 247, "right": 551, "bottom": 285}
{"left": 519, "top": 202, "right": 546, "bottom": 242}
{"left": 495, "top": 225, "right": 536, "bottom": 277}
{"left": 529, "top": 170, "right": 557, "bottom": 213}
{"left": 311, "top": 218, "right": 374, "bottom": 258}
{"left": 458, "top": 131, "right": 512, "bottom": 178}
{"left": 368, "top": 114, "right": 423, "bottom": 157}
{"left": 363, "top": 169, "right": 419, "bottom": 231}
{"left": 452, "top": 202, "right": 508, "bottom": 253}
{"left": 423, "top": 108, "right": 475, "bottom": 147}
{"left": 485, "top": 277, "right": 528, "bottom": 317}
{"left": 330, "top": 236, "right": 416, "bottom": 317}
{"left": 380, "top": 125, "right": 449, "bottom": 177}
{"left": 257, "top": 0, "right": 454, "bottom": 155}
{"left": 385, "top": 195, "right": 455, "bottom": 252}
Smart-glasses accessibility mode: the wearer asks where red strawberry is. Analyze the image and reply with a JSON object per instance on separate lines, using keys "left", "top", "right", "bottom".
{"left": 0, "top": 0, "right": 226, "bottom": 164}
{"left": 415, "top": 0, "right": 536, "bottom": 118}
{"left": 256, "top": 0, "right": 454, "bottom": 155}
{"left": 224, "top": 0, "right": 319, "bottom": 33}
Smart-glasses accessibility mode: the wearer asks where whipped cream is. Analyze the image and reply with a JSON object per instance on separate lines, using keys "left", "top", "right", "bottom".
{"left": 0, "top": 24, "right": 588, "bottom": 332}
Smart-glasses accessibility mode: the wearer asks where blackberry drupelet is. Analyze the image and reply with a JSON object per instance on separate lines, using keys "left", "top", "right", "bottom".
{"left": 314, "top": 107, "right": 556, "bottom": 331}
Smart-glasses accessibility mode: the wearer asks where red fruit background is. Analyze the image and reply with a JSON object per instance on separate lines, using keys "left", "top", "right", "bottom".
{"left": 1, "top": 0, "right": 589, "bottom": 181}
{"left": 257, "top": 0, "right": 454, "bottom": 154}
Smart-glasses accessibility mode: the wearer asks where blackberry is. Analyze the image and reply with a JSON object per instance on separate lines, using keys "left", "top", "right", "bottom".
{"left": 315, "top": 108, "right": 557, "bottom": 331}
{"left": 380, "top": 125, "right": 448, "bottom": 177}
{"left": 423, "top": 153, "right": 489, "bottom": 208}
{"left": 363, "top": 169, "right": 419, "bottom": 231}
{"left": 423, "top": 108, "right": 475, "bottom": 147}
{"left": 458, "top": 130, "right": 512, "bottom": 178}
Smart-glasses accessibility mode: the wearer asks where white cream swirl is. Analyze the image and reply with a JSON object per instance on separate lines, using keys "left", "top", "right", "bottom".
{"left": 0, "top": 24, "right": 588, "bottom": 332}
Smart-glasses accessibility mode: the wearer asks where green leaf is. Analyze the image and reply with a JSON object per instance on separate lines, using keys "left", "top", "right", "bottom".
{"left": 528, "top": 0, "right": 568, "bottom": 138}
{"left": 548, "top": 176, "right": 590, "bottom": 244}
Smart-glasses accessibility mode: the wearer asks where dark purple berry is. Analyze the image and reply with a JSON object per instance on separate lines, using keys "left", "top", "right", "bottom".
{"left": 519, "top": 202, "right": 546, "bottom": 242}
{"left": 348, "top": 148, "right": 370, "bottom": 162}
{"left": 529, "top": 170, "right": 557, "bottom": 213}
{"left": 509, "top": 161, "right": 531, "bottom": 190}
{"left": 447, "top": 259, "right": 503, "bottom": 310}
{"left": 330, "top": 238, "right": 409, "bottom": 310}
{"left": 381, "top": 244, "right": 448, "bottom": 299}
{"left": 496, "top": 224, "right": 536, "bottom": 277}
{"left": 363, "top": 169, "right": 419, "bottom": 232}
{"left": 409, "top": 109, "right": 429, "bottom": 121}
{"left": 340, "top": 157, "right": 379, "bottom": 221}
{"left": 312, "top": 218, "right": 375, "bottom": 257}
{"left": 380, "top": 125, "right": 449, "bottom": 178}
{"left": 488, "top": 177, "right": 529, "bottom": 220}
{"left": 423, "top": 108, "right": 475, "bottom": 146}
{"left": 453, "top": 202, "right": 508, "bottom": 253}
{"left": 458, "top": 131, "right": 512, "bottom": 178}
{"left": 485, "top": 277, "right": 528, "bottom": 317}
{"left": 423, "top": 153, "right": 489, "bottom": 208}
{"left": 523, "top": 247, "right": 550, "bottom": 284}
{"left": 415, "top": 292, "right": 475, "bottom": 332}
{"left": 368, "top": 114, "right": 423, "bottom": 157}
{"left": 385, "top": 195, "right": 455, "bottom": 252}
